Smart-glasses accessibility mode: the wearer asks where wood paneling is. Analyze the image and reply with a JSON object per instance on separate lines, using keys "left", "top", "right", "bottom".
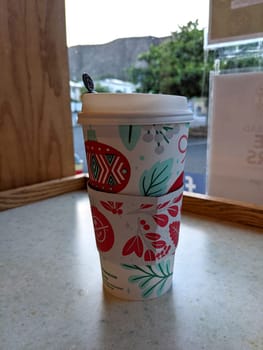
{"left": 0, "top": 0, "right": 74, "bottom": 191}
{"left": 0, "top": 175, "right": 86, "bottom": 211}
{"left": 182, "top": 192, "right": 263, "bottom": 229}
{"left": 1, "top": 174, "right": 262, "bottom": 229}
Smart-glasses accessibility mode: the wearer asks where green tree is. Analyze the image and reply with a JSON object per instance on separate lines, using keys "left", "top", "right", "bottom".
{"left": 216, "top": 40, "right": 263, "bottom": 72}
{"left": 94, "top": 83, "right": 110, "bottom": 93}
{"left": 128, "top": 21, "right": 214, "bottom": 98}
{"left": 220, "top": 54, "right": 263, "bottom": 72}
{"left": 129, "top": 44, "right": 162, "bottom": 93}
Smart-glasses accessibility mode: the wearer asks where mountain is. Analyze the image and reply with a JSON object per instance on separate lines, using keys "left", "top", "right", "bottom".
{"left": 68, "top": 36, "right": 169, "bottom": 81}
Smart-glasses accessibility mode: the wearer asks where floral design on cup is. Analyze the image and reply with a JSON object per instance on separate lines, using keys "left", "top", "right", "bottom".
{"left": 168, "top": 171, "right": 184, "bottom": 193}
{"left": 122, "top": 259, "right": 173, "bottom": 298}
{"left": 142, "top": 124, "right": 180, "bottom": 154}
{"left": 118, "top": 124, "right": 181, "bottom": 154}
{"left": 88, "top": 185, "right": 183, "bottom": 266}
{"left": 169, "top": 221, "right": 180, "bottom": 247}
{"left": 121, "top": 192, "right": 182, "bottom": 262}
{"left": 139, "top": 159, "right": 174, "bottom": 196}
{"left": 119, "top": 125, "right": 141, "bottom": 151}
{"left": 100, "top": 201, "right": 123, "bottom": 215}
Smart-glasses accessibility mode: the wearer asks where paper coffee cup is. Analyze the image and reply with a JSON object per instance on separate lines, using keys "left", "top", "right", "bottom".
{"left": 78, "top": 93, "right": 192, "bottom": 300}
{"left": 78, "top": 93, "right": 193, "bottom": 196}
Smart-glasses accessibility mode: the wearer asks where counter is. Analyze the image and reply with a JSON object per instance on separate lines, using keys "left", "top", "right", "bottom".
{"left": 1, "top": 191, "right": 262, "bottom": 350}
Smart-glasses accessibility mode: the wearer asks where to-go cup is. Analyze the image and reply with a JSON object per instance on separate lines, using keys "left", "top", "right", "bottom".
{"left": 78, "top": 93, "right": 193, "bottom": 300}
{"left": 78, "top": 93, "right": 192, "bottom": 195}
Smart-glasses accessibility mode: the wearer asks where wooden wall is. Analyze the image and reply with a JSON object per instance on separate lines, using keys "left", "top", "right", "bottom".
{"left": 0, "top": 0, "right": 74, "bottom": 191}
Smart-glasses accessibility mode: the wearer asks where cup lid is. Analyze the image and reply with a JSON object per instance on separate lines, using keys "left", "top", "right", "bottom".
{"left": 78, "top": 93, "right": 193, "bottom": 125}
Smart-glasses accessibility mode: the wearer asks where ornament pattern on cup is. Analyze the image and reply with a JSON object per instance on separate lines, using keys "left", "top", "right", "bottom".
{"left": 85, "top": 140, "right": 131, "bottom": 193}
{"left": 91, "top": 206, "right": 115, "bottom": 252}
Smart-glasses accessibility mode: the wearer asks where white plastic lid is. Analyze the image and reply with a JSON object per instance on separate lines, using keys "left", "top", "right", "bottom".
{"left": 78, "top": 93, "right": 193, "bottom": 125}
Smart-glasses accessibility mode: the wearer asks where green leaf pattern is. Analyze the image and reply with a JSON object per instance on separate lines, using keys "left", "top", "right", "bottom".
{"left": 119, "top": 125, "right": 141, "bottom": 150}
{"left": 139, "top": 159, "right": 173, "bottom": 196}
{"left": 122, "top": 261, "right": 173, "bottom": 298}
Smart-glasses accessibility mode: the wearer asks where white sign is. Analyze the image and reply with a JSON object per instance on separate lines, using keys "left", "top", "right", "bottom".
{"left": 207, "top": 72, "right": 263, "bottom": 205}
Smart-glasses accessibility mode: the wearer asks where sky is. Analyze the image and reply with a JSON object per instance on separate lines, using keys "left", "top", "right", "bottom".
{"left": 65, "top": 0, "right": 209, "bottom": 47}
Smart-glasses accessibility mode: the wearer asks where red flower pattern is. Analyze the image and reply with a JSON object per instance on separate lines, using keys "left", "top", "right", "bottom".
{"left": 102, "top": 193, "right": 182, "bottom": 261}
{"left": 169, "top": 221, "right": 180, "bottom": 247}
{"left": 122, "top": 235, "right": 143, "bottom": 257}
{"left": 100, "top": 201, "right": 123, "bottom": 214}
{"left": 144, "top": 249, "right": 156, "bottom": 261}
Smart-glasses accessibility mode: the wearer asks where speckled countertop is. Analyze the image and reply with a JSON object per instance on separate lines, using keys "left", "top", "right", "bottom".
{"left": 1, "top": 191, "right": 263, "bottom": 350}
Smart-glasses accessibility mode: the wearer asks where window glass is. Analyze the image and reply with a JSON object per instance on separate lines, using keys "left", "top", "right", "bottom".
{"left": 64, "top": 0, "right": 263, "bottom": 202}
